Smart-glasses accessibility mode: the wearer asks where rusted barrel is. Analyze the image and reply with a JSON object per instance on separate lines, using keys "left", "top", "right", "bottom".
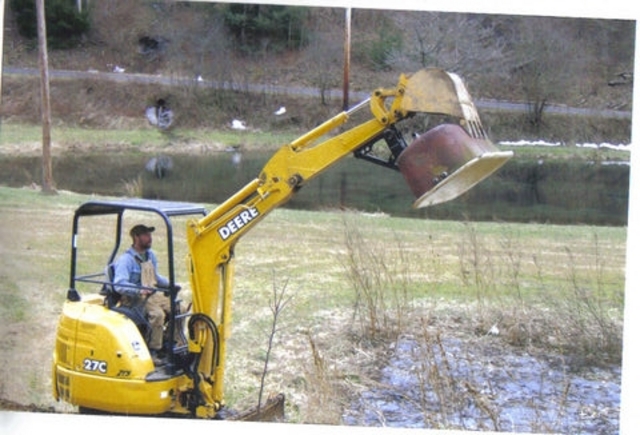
{"left": 397, "top": 123, "right": 513, "bottom": 208}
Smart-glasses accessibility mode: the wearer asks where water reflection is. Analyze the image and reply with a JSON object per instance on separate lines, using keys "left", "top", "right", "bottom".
{"left": 0, "top": 151, "right": 629, "bottom": 225}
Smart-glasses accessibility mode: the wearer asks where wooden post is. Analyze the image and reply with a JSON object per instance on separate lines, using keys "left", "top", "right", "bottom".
{"left": 36, "top": 0, "right": 56, "bottom": 194}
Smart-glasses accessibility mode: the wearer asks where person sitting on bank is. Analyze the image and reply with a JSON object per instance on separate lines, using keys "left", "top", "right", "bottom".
{"left": 112, "top": 224, "right": 172, "bottom": 365}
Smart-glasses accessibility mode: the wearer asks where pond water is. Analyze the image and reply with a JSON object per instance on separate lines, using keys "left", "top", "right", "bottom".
{"left": 0, "top": 149, "right": 629, "bottom": 225}
{"left": 343, "top": 336, "right": 621, "bottom": 433}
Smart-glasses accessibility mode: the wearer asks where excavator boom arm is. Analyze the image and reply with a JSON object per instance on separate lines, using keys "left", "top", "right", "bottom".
{"left": 180, "top": 68, "right": 511, "bottom": 415}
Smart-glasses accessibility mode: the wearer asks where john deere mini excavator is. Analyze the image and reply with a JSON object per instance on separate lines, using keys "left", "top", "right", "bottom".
{"left": 52, "top": 68, "right": 512, "bottom": 420}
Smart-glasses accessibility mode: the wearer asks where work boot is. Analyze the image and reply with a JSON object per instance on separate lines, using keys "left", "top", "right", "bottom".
{"left": 150, "top": 349, "right": 166, "bottom": 366}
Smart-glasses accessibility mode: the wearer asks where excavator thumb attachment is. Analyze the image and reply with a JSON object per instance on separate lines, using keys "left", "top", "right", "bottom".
{"left": 398, "top": 124, "right": 512, "bottom": 208}
{"left": 396, "top": 68, "right": 513, "bottom": 208}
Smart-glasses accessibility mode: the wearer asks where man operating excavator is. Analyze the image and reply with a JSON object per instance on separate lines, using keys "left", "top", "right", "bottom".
{"left": 112, "top": 224, "right": 172, "bottom": 365}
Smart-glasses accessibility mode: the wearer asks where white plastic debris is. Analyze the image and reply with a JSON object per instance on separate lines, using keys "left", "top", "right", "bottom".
{"left": 231, "top": 119, "right": 247, "bottom": 130}
{"left": 488, "top": 324, "right": 500, "bottom": 336}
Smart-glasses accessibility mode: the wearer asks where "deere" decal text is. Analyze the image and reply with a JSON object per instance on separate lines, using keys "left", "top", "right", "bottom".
{"left": 218, "top": 207, "right": 260, "bottom": 240}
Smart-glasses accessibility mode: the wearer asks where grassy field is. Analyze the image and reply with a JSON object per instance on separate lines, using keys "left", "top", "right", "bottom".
{"left": 0, "top": 122, "right": 303, "bottom": 156}
{"left": 0, "top": 183, "right": 626, "bottom": 425}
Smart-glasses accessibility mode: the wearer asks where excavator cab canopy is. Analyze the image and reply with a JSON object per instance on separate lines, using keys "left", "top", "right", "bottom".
{"left": 68, "top": 198, "right": 207, "bottom": 301}
{"left": 74, "top": 198, "right": 208, "bottom": 217}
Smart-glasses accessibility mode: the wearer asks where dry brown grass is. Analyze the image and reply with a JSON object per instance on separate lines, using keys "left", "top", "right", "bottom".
{"left": 0, "top": 185, "right": 626, "bottom": 427}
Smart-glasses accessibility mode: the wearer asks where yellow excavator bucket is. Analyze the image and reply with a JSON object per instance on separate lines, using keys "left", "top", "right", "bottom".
{"left": 401, "top": 68, "right": 487, "bottom": 139}
{"left": 402, "top": 69, "right": 465, "bottom": 117}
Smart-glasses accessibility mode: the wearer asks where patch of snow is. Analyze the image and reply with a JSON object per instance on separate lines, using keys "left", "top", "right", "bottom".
{"left": 499, "top": 140, "right": 631, "bottom": 152}
{"left": 576, "top": 143, "right": 631, "bottom": 151}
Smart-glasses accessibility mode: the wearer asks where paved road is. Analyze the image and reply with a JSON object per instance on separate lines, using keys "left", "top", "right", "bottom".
{"left": 3, "top": 66, "right": 632, "bottom": 120}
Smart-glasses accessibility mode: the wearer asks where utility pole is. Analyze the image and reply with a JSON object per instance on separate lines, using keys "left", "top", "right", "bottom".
{"left": 342, "top": 7, "right": 351, "bottom": 111}
{"left": 0, "top": 0, "right": 5, "bottom": 101}
{"left": 36, "top": 0, "right": 56, "bottom": 194}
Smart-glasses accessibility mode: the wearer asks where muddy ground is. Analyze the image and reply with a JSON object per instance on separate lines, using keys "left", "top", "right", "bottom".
{"left": 0, "top": 397, "right": 56, "bottom": 413}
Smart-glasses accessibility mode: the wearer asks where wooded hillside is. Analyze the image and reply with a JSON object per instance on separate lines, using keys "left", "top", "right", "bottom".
{"left": 2, "top": 2, "right": 634, "bottom": 142}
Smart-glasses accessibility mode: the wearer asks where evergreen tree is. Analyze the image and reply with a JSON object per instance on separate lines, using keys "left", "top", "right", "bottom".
{"left": 223, "top": 3, "right": 308, "bottom": 54}
{"left": 10, "top": 0, "right": 90, "bottom": 49}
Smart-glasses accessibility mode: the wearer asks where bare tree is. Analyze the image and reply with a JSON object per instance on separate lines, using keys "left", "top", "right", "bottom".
{"left": 303, "top": 31, "right": 343, "bottom": 105}
{"left": 508, "top": 17, "right": 583, "bottom": 131}
{"left": 257, "top": 274, "right": 293, "bottom": 415}
{"left": 386, "top": 12, "right": 509, "bottom": 80}
{"left": 159, "top": 4, "right": 235, "bottom": 83}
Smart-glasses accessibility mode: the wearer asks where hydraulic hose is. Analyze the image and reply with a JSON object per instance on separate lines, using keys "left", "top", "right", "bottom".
{"left": 186, "top": 313, "right": 221, "bottom": 414}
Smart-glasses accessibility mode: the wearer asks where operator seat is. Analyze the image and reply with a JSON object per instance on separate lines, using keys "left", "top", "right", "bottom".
{"left": 100, "top": 264, "right": 151, "bottom": 342}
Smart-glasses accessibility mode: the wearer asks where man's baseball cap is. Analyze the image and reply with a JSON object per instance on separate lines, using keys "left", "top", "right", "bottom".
{"left": 130, "top": 224, "right": 155, "bottom": 237}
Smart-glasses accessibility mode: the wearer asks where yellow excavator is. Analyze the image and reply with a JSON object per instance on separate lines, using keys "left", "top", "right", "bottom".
{"left": 51, "top": 68, "right": 513, "bottom": 420}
